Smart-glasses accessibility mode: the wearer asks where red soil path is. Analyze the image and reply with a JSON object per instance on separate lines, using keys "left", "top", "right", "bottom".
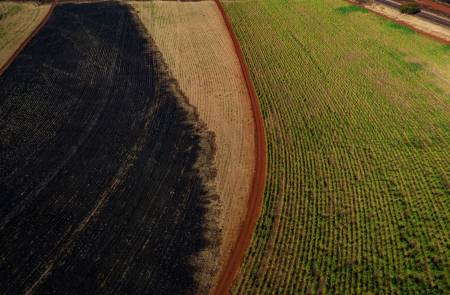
{"left": 212, "top": 1, "right": 267, "bottom": 295}
{"left": 0, "top": 0, "right": 56, "bottom": 76}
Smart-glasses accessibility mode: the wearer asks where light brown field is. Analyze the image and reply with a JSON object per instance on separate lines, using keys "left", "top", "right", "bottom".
{"left": 0, "top": 2, "right": 50, "bottom": 69}
{"left": 130, "top": 1, "right": 256, "bottom": 293}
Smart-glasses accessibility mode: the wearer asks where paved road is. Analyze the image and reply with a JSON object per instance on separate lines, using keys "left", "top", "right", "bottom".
{"left": 375, "top": 0, "right": 450, "bottom": 27}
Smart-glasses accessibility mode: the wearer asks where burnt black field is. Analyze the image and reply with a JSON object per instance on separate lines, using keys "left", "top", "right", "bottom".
{"left": 0, "top": 2, "right": 218, "bottom": 294}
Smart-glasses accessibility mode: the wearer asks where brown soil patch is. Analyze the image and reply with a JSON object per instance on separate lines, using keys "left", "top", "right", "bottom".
{"left": 130, "top": 1, "right": 256, "bottom": 293}
{"left": 0, "top": 2, "right": 51, "bottom": 70}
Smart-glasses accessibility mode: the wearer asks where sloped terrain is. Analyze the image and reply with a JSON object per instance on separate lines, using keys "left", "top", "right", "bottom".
{"left": 0, "top": 2, "right": 219, "bottom": 294}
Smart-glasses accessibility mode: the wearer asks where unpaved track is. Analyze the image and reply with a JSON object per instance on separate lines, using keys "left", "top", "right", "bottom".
{"left": 212, "top": 0, "right": 267, "bottom": 294}
{"left": 131, "top": 1, "right": 265, "bottom": 293}
{"left": 0, "top": 1, "right": 55, "bottom": 75}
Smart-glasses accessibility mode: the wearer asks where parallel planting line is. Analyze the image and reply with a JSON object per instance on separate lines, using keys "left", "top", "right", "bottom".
{"left": 223, "top": 0, "right": 449, "bottom": 294}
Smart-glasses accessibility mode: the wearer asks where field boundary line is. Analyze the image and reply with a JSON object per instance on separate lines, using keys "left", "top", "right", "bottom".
{"left": 0, "top": 0, "right": 57, "bottom": 76}
{"left": 213, "top": 1, "right": 267, "bottom": 294}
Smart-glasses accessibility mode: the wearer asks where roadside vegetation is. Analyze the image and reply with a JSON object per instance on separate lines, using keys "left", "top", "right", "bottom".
{"left": 224, "top": 0, "right": 450, "bottom": 293}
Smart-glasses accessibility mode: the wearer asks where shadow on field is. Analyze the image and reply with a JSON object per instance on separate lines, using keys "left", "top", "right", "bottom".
{"left": 0, "top": 1, "right": 220, "bottom": 294}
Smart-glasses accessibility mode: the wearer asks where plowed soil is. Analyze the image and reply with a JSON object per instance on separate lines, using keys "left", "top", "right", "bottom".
{"left": 0, "top": 2, "right": 220, "bottom": 294}
{"left": 130, "top": 1, "right": 256, "bottom": 292}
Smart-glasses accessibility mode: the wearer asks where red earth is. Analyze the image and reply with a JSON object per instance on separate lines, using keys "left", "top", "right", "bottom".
{"left": 212, "top": 1, "right": 267, "bottom": 295}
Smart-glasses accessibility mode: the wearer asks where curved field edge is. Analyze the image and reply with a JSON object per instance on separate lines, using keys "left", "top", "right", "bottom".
{"left": 128, "top": 2, "right": 258, "bottom": 293}
{"left": 0, "top": 1, "right": 55, "bottom": 75}
{"left": 212, "top": 0, "right": 267, "bottom": 294}
{"left": 223, "top": 0, "right": 449, "bottom": 294}
{"left": 0, "top": 2, "right": 220, "bottom": 294}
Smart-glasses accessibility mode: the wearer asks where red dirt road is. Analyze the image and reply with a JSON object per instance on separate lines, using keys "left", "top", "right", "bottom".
{"left": 212, "top": 1, "right": 267, "bottom": 295}
{"left": 0, "top": 1, "right": 56, "bottom": 75}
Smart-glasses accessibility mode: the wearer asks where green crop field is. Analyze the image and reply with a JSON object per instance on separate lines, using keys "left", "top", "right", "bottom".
{"left": 223, "top": 0, "right": 450, "bottom": 294}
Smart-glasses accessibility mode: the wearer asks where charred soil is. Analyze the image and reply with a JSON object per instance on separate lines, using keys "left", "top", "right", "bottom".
{"left": 0, "top": 1, "right": 220, "bottom": 294}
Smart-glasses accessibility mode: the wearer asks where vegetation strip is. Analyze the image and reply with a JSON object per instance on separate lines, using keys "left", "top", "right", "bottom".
{"left": 0, "top": 0, "right": 56, "bottom": 75}
{"left": 213, "top": 1, "right": 267, "bottom": 294}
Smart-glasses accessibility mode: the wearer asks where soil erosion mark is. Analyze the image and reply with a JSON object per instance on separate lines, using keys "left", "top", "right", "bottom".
{"left": 0, "top": 2, "right": 220, "bottom": 294}
{"left": 213, "top": 0, "right": 267, "bottom": 294}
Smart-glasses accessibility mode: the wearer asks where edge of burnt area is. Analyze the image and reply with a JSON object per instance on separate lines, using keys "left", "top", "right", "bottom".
{"left": 126, "top": 3, "right": 223, "bottom": 293}
{"left": 0, "top": 1, "right": 222, "bottom": 293}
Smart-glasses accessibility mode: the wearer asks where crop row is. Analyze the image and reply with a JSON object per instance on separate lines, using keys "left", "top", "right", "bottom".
{"left": 224, "top": 0, "right": 449, "bottom": 294}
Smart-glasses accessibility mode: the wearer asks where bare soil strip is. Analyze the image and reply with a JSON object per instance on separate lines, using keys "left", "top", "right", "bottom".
{"left": 0, "top": 1, "right": 55, "bottom": 75}
{"left": 0, "top": 2, "right": 220, "bottom": 294}
{"left": 130, "top": 1, "right": 261, "bottom": 293}
{"left": 212, "top": 1, "right": 267, "bottom": 294}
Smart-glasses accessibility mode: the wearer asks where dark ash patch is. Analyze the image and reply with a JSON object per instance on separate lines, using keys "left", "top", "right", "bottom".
{"left": 0, "top": 1, "right": 220, "bottom": 294}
